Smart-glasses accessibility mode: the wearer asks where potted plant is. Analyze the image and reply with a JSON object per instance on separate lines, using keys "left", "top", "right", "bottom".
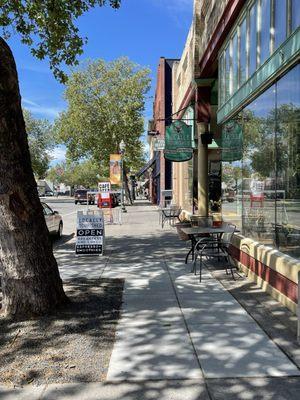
{"left": 175, "top": 218, "right": 191, "bottom": 241}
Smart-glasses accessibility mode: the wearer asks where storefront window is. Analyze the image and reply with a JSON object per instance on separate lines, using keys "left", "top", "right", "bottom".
{"left": 259, "top": 0, "right": 271, "bottom": 65}
{"left": 224, "top": 45, "right": 231, "bottom": 100}
{"left": 249, "top": 2, "right": 258, "bottom": 75}
{"left": 232, "top": 33, "right": 239, "bottom": 92}
{"left": 291, "top": 0, "right": 300, "bottom": 32}
{"left": 276, "top": 64, "right": 300, "bottom": 258}
{"left": 222, "top": 63, "right": 300, "bottom": 259}
{"left": 219, "top": 53, "right": 225, "bottom": 105}
{"left": 274, "top": 0, "right": 287, "bottom": 50}
{"left": 242, "top": 86, "right": 276, "bottom": 245}
{"left": 239, "top": 17, "right": 247, "bottom": 85}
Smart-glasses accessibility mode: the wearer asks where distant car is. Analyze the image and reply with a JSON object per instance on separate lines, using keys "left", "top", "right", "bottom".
{"left": 74, "top": 189, "right": 95, "bottom": 205}
{"left": 45, "top": 190, "right": 54, "bottom": 196}
{"left": 42, "top": 202, "right": 63, "bottom": 237}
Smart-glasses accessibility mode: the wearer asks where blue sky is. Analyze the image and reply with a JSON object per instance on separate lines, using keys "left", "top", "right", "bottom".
{"left": 7, "top": 0, "right": 193, "bottom": 163}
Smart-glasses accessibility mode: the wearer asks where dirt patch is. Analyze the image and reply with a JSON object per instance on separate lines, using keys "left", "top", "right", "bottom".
{"left": 0, "top": 278, "right": 123, "bottom": 387}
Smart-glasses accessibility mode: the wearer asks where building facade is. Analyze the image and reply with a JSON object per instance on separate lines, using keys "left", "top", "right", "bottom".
{"left": 170, "top": 0, "right": 300, "bottom": 313}
{"left": 148, "top": 57, "right": 179, "bottom": 205}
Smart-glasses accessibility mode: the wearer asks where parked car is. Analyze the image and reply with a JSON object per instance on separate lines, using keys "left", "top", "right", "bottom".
{"left": 42, "top": 202, "right": 63, "bottom": 237}
{"left": 74, "top": 189, "right": 95, "bottom": 205}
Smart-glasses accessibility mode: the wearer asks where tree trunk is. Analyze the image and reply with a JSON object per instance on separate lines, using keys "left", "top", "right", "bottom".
{"left": 0, "top": 37, "right": 68, "bottom": 319}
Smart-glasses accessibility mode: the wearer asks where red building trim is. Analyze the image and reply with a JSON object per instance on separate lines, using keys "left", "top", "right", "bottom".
{"left": 198, "top": 0, "right": 246, "bottom": 78}
{"left": 229, "top": 245, "right": 298, "bottom": 304}
{"left": 176, "top": 83, "right": 195, "bottom": 120}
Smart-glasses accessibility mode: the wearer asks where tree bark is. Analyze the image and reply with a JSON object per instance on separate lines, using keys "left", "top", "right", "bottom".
{"left": 0, "top": 37, "right": 68, "bottom": 319}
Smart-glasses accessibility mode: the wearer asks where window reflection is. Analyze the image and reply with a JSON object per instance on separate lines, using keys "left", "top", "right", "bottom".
{"left": 260, "top": 0, "right": 271, "bottom": 65}
{"left": 219, "top": 54, "right": 225, "bottom": 105}
{"left": 291, "top": 0, "right": 300, "bottom": 32}
{"left": 224, "top": 45, "right": 230, "bottom": 99}
{"left": 232, "top": 33, "right": 239, "bottom": 92}
{"left": 222, "top": 64, "right": 300, "bottom": 259}
{"left": 249, "top": 2, "right": 258, "bottom": 75}
{"left": 276, "top": 65, "right": 300, "bottom": 258}
{"left": 274, "top": 0, "right": 287, "bottom": 50}
{"left": 239, "top": 17, "right": 247, "bottom": 85}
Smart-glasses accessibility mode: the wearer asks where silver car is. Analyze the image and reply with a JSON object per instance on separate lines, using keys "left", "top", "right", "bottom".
{"left": 42, "top": 202, "right": 63, "bottom": 238}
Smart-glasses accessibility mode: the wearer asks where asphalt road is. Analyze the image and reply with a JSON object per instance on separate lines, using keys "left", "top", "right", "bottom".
{"left": 42, "top": 197, "right": 99, "bottom": 236}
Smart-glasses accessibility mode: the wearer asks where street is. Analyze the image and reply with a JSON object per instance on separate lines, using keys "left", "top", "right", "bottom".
{"left": 43, "top": 197, "right": 99, "bottom": 236}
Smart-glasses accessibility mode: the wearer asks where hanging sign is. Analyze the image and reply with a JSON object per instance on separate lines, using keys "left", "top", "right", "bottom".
{"left": 221, "top": 121, "right": 243, "bottom": 162}
{"left": 164, "top": 120, "right": 193, "bottom": 162}
{"left": 110, "top": 154, "right": 122, "bottom": 185}
{"left": 153, "top": 138, "right": 165, "bottom": 151}
{"left": 75, "top": 210, "right": 104, "bottom": 255}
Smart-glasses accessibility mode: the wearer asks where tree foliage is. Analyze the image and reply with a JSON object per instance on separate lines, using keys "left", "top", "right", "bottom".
{"left": 55, "top": 57, "right": 150, "bottom": 171}
{"left": 0, "top": 0, "right": 121, "bottom": 82}
{"left": 24, "top": 109, "right": 54, "bottom": 178}
{"left": 47, "top": 159, "right": 108, "bottom": 188}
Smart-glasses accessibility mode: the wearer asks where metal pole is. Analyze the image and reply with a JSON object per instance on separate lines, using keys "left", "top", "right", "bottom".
{"left": 121, "top": 153, "right": 127, "bottom": 213}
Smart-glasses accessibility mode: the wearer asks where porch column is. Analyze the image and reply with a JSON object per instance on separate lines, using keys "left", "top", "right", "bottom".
{"left": 196, "top": 122, "right": 208, "bottom": 216}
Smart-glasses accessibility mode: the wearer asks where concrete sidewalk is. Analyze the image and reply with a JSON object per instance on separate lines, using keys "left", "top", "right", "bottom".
{"left": 2, "top": 201, "right": 300, "bottom": 399}
{"left": 103, "top": 207, "right": 299, "bottom": 382}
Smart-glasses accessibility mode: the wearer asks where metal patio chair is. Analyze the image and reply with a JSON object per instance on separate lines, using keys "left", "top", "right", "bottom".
{"left": 161, "top": 205, "right": 182, "bottom": 228}
{"left": 193, "top": 223, "right": 237, "bottom": 282}
{"left": 185, "top": 216, "right": 215, "bottom": 264}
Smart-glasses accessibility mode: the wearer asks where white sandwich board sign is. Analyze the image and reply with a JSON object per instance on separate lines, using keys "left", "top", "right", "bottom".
{"left": 75, "top": 210, "right": 104, "bottom": 255}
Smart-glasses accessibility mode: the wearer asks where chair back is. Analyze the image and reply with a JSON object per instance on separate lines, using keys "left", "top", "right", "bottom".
{"left": 221, "top": 223, "right": 236, "bottom": 246}
{"left": 170, "top": 206, "right": 181, "bottom": 217}
{"left": 190, "top": 215, "right": 213, "bottom": 228}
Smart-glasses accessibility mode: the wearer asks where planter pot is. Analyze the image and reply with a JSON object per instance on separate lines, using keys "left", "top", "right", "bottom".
{"left": 175, "top": 222, "right": 191, "bottom": 241}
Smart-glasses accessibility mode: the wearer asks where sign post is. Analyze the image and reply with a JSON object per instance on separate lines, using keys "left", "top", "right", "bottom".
{"left": 75, "top": 210, "right": 104, "bottom": 256}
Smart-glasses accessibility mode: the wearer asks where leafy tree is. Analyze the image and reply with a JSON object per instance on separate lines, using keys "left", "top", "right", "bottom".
{"left": 24, "top": 110, "right": 54, "bottom": 178}
{"left": 46, "top": 163, "right": 67, "bottom": 185}
{"left": 0, "top": 1, "right": 121, "bottom": 319}
{"left": 47, "top": 160, "right": 108, "bottom": 188}
{"left": 0, "top": 1, "right": 121, "bottom": 82}
{"left": 55, "top": 58, "right": 150, "bottom": 171}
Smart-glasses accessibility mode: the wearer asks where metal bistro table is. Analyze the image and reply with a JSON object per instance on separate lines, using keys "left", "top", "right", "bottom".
{"left": 181, "top": 225, "right": 238, "bottom": 264}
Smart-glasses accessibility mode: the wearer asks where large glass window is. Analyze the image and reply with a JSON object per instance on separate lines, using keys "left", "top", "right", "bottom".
{"left": 276, "top": 64, "right": 300, "bottom": 257}
{"left": 249, "top": 2, "right": 258, "bottom": 75}
{"left": 291, "top": 0, "right": 300, "bottom": 32}
{"left": 222, "top": 63, "right": 300, "bottom": 259}
{"left": 219, "top": 53, "right": 225, "bottom": 105}
{"left": 239, "top": 17, "right": 247, "bottom": 85}
{"left": 242, "top": 86, "right": 276, "bottom": 245}
{"left": 232, "top": 33, "right": 239, "bottom": 92}
{"left": 274, "top": 0, "right": 287, "bottom": 50}
{"left": 224, "top": 45, "right": 231, "bottom": 100}
{"left": 259, "top": 0, "right": 271, "bottom": 65}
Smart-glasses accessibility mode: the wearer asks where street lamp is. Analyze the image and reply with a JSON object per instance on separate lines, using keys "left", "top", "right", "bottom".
{"left": 119, "top": 139, "right": 127, "bottom": 213}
